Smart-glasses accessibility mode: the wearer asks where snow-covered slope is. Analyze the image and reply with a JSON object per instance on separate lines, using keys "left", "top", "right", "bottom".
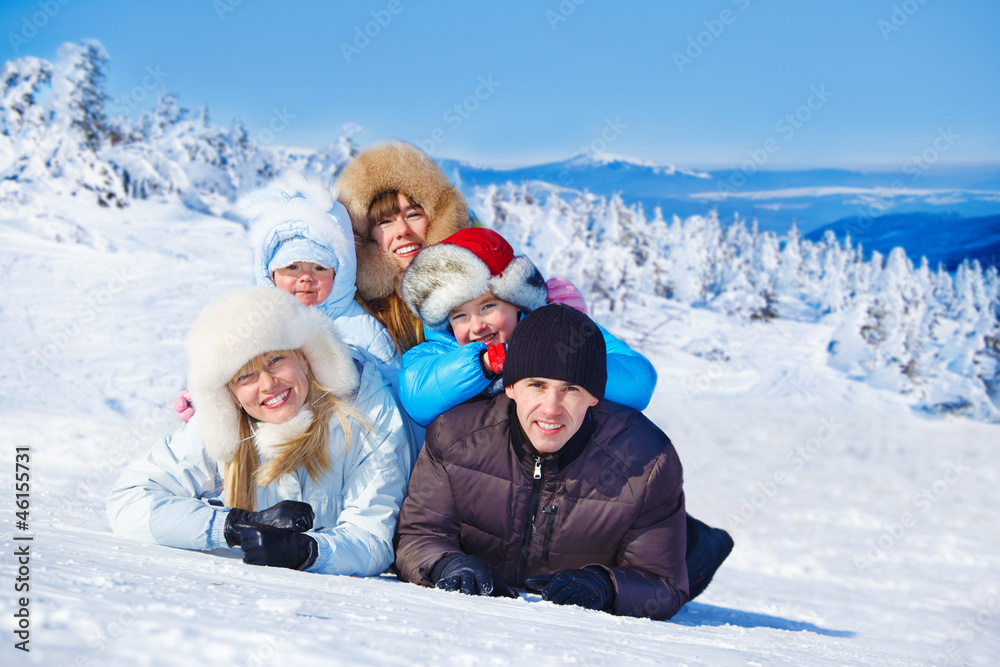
{"left": 469, "top": 183, "right": 1000, "bottom": 423}
{"left": 2, "top": 193, "right": 998, "bottom": 667}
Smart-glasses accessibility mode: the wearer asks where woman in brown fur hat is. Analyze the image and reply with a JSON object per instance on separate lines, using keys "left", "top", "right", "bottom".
{"left": 335, "top": 141, "right": 472, "bottom": 353}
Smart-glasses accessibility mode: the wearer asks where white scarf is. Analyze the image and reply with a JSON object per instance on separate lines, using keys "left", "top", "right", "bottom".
{"left": 252, "top": 407, "right": 314, "bottom": 460}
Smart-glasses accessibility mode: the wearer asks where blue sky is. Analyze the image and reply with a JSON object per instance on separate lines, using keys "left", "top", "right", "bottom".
{"left": 2, "top": 0, "right": 998, "bottom": 170}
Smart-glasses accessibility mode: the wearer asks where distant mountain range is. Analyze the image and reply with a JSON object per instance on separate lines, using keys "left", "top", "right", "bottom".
{"left": 438, "top": 152, "right": 1000, "bottom": 238}
{"left": 805, "top": 212, "right": 1000, "bottom": 271}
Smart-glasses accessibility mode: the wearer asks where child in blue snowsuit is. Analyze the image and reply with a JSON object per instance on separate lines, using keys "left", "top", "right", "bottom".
{"left": 397, "top": 228, "right": 657, "bottom": 427}
{"left": 244, "top": 174, "right": 400, "bottom": 387}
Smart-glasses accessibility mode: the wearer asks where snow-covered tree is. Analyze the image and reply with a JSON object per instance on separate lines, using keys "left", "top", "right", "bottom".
{"left": 52, "top": 40, "right": 109, "bottom": 151}
{"left": 464, "top": 182, "right": 1000, "bottom": 421}
{"left": 0, "top": 55, "right": 52, "bottom": 139}
{"left": 1, "top": 40, "right": 361, "bottom": 213}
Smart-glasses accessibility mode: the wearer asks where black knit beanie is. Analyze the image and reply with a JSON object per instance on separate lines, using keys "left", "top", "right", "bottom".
{"left": 504, "top": 304, "right": 607, "bottom": 399}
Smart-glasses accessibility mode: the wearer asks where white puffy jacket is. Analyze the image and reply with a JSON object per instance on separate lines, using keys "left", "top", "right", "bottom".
{"left": 107, "top": 349, "right": 416, "bottom": 577}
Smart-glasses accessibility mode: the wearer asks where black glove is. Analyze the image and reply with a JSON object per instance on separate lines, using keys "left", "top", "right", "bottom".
{"left": 239, "top": 526, "right": 318, "bottom": 570}
{"left": 224, "top": 500, "right": 315, "bottom": 548}
{"left": 524, "top": 567, "right": 616, "bottom": 611}
{"left": 431, "top": 554, "right": 518, "bottom": 598}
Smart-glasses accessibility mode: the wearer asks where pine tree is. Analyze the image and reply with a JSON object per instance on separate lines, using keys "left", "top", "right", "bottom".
{"left": 52, "top": 40, "right": 109, "bottom": 151}
{"left": 776, "top": 220, "right": 804, "bottom": 302}
{"left": 817, "top": 230, "right": 849, "bottom": 315}
{"left": 0, "top": 56, "right": 53, "bottom": 139}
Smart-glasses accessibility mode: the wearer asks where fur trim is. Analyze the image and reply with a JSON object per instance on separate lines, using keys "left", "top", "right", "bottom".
{"left": 240, "top": 171, "right": 334, "bottom": 222}
{"left": 402, "top": 243, "right": 492, "bottom": 329}
{"left": 489, "top": 256, "right": 548, "bottom": 314}
{"left": 402, "top": 243, "right": 549, "bottom": 331}
{"left": 334, "top": 141, "right": 470, "bottom": 300}
{"left": 252, "top": 407, "right": 314, "bottom": 461}
{"left": 186, "top": 287, "right": 359, "bottom": 464}
{"left": 244, "top": 173, "right": 349, "bottom": 284}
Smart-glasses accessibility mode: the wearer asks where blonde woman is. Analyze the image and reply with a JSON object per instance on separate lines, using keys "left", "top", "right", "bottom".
{"left": 108, "top": 287, "right": 415, "bottom": 574}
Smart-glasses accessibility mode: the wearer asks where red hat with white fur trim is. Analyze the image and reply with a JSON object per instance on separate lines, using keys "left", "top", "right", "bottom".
{"left": 401, "top": 228, "right": 548, "bottom": 331}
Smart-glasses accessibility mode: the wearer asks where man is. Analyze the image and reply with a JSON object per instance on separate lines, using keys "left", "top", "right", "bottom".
{"left": 395, "top": 304, "right": 728, "bottom": 620}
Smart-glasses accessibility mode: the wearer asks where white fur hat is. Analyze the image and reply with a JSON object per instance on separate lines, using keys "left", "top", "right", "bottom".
{"left": 185, "top": 286, "right": 359, "bottom": 464}
{"left": 401, "top": 227, "right": 548, "bottom": 331}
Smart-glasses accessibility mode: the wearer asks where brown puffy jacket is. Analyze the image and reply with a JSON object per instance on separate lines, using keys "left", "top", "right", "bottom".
{"left": 394, "top": 394, "right": 689, "bottom": 620}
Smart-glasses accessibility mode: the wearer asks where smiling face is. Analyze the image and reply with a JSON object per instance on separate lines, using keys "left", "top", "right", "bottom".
{"left": 272, "top": 262, "right": 335, "bottom": 307}
{"left": 448, "top": 291, "right": 521, "bottom": 346}
{"left": 230, "top": 351, "right": 310, "bottom": 424}
{"left": 505, "top": 377, "right": 599, "bottom": 455}
{"left": 369, "top": 191, "right": 429, "bottom": 270}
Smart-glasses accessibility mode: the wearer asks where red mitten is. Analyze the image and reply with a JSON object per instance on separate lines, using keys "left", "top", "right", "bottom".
{"left": 486, "top": 343, "right": 505, "bottom": 375}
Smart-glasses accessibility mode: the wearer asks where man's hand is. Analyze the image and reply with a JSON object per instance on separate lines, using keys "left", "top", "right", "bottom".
{"left": 432, "top": 554, "right": 518, "bottom": 598}
{"left": 525, "top": 567, "right": 615, "bottom": 611}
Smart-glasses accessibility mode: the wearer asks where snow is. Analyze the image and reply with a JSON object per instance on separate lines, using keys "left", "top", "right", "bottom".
{"left": 2, "top": 193, "right": 998, "bottom": 667}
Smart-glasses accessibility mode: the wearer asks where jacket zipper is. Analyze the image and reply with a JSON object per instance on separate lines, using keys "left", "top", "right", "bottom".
{"left": 516, "top": 456, "right": 545, "bottom": 585}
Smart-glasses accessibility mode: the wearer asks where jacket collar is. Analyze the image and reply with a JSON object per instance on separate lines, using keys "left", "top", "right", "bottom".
{"left": 508, "top": 398, "right": 597, "bottom": 474}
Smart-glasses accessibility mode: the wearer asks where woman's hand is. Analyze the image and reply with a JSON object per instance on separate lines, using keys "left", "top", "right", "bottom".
{"left": 239, "top": 526, "right": 318, "bottom": 570}
{"left": 224, "top": 500, "right": 315, "bottom": 548}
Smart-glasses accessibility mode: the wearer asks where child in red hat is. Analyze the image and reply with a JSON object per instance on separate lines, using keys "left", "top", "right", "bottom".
{"left": 398, "top": 227, "right": 657, "bottom": 427}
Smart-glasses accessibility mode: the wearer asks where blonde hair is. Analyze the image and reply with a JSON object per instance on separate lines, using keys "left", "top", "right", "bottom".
{"left": 223, "top": 350, "right": 367, "bottom": 511}
{"left": 357, "top": 292, "right": 425, "bottom": 354}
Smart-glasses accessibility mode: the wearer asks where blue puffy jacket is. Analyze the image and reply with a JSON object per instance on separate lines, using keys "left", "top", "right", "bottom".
{"left": 399, "top": 322, "right": 658, "bottom": 427}
{"left": 107, "top": 348, "right": 416, "bottom": 576}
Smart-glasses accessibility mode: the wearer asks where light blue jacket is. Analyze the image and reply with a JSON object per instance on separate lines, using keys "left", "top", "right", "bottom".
{"left": 399, "top": 323, "right": 658, "bottom": 428}
{"left": 107, "top": 349, "right": 416, "bottom": 577}
{"left": 251, "top": 201, "right": 400, "bottom": 387}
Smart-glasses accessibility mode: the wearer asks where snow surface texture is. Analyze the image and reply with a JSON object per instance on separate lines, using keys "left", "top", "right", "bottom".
{"left": 1, "top": 41, "right": 999, "bottom": 665}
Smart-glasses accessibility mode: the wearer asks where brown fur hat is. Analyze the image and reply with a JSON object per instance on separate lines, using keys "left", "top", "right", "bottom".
{"left": 335, "top": 141, "right": 470, "bottom": 300}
